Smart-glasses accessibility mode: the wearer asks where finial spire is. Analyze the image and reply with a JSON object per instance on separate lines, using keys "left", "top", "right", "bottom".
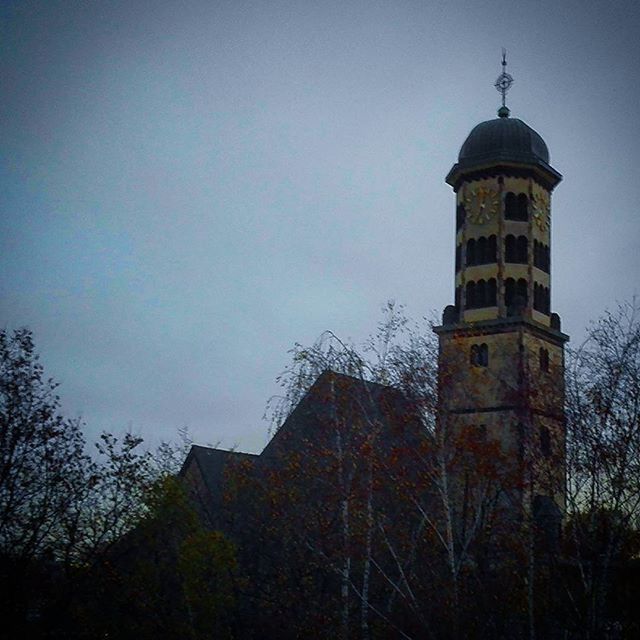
{"left": 495, "top": 48, "right": 514, "bottom": 117}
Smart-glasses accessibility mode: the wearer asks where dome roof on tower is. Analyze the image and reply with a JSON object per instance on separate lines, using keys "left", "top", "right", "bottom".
{"left": 458, "top": 116, "right": 549, "bottom": 165}
{"left": 446, "top": 110, "right": 562, "bottom": 190}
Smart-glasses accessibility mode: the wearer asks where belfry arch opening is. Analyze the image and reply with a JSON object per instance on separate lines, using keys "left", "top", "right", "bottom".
{"left": 465, "top": 278, "right": 497, "bottom": 309}
{"left": 505, "top": 277, "right": 528, "bottom": 314}
{"left": 505, "top": 235, "right": 528, "bottom": 263}
{"left": 504, "top": 192, "right": 529, "bottom": 221}
{"left": 465, "top": 235, "right": 497, "bottom": 266}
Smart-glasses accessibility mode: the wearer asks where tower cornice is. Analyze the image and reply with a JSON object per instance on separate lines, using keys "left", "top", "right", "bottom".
{"left": 433, "top": 316, "right": 569, "bottom": 347}
{"left": 446, "top": 160, "right": 562, "bottom": 193}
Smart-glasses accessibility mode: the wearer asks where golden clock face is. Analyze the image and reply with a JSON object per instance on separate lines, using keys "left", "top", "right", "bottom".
{"left": 532, "top": 191, "right": 550, "bottom": 230}
{"left": 464, "top": 187, "right": 499, "bottom": 225}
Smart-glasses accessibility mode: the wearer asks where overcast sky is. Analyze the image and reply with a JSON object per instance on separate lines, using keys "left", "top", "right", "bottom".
{"left": 2, "top": 0, "right": 639, "bottom": 454}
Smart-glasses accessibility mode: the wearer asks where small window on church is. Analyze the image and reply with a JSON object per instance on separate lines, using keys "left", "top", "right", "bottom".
{"left": 534, "top": 240, "right": 550, "bottom": 272}
{"left": 487, "top": 278, "right": 497, "bottom": 306}
{"left": 471, "top": 343, "right": 488, "bottom": 367}
{"left": 505, "top": 192, "right": 517, "bottom": 220}
{"left": 544, "top": 286, "right": 550, "bottom": 315}
{"left": 545, "top": 246, "right": 551, "bottom": 273}
{"left": 466, "top": 239, "right": 476, "bottom": 266}
{"left": 505, "top": 278, "right": 515, "bottom": 310}
{"left": 506, "top": 279, "right": 527, "bottom": 315}
{"left": 539, "top": 347, "right": 549, "bottom": 372}
{"left": 516, "top": 194, "right": 529, "bottom": 221}
{"left": 505, "top": 235, "right": 516, "bottom": 262}
{"left": 476, "top": 237, "right": 487, "bottom": 264}
{"left": 534, "top": 284, "right": 550, "bottom": 315}
{"left": 505, "top": 235, "right": 527, "bottom": 263}
{"left": 516, "top": 236, "right": 528, "bottom": 263}
{"left": 466, "top": 281, "right": 476, "bottom": 309}
{"left": 540, "top": 427, "right": 551, "bottom": 457}
{"left": 476, "top": 280, "right": 487, "bottom": 307}
{"left": 516, "top": 279, "right": 528, "bottom": 305}
{"left": 505, "top": 192, "right": 529, "bottom": 221}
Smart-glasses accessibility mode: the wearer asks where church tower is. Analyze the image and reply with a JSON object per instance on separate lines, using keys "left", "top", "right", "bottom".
{"left": 434, "top": 56, "right": 568, "bottom": 525}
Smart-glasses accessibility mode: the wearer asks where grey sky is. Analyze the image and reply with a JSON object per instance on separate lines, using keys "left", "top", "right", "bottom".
{"left": 2, "top": 0, "right": 639, "bottom": 454}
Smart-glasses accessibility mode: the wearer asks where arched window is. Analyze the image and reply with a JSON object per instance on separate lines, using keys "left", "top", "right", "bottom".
{"left": 505, "top": 235, "right": 516, "bottom": 262}
{"left": 467, "top": 236, "right": 498, "bottom": 265}
{"left": 545, "top": 246, "right": 551, "bottom": 272}
{"left": 516, "top": 194, "right": 529, "bottom": 221}
{"left": 479, "top": 343, "right": 489, "bottom": 367}
{"left": 508, "top": 279, "right": 528, "bottom": 313}
{"left": 470, "top": 343, "right": 488, "bottom": 367}
{"left": 455, "top": 286, "right": 462, "bottom": 308}
{"left": 466, "top": 281, "right": 476, "bottom": 309}
{"left": 477, "top": 237, "right": 487, "bottom": 264}
{"left": 534, "top": 284, "right": 550, "bottom": 314}
{"left": 534, "top": 241, "right": 550, "bottom": 273}
{"left": 539, "top": 347, "right": 549, "bottom": 372}
{"left": 466, "top": 238, "right": 476, "bottom": 266}
{"left": 516, "top": 236, "right": 528, "bottom": 263}
{"left": 505, "top": 192, "right": 517, "bottom": 220}
{"left": 488, "top": 235, "right": 497, "bottom": 262}
{"left": 505, "top": 278, "right": 515, "bottom": 310}
{"left": 476, "top": 280, "right": 487, "bottom": 307}
{"left": 544, "top": 286, "right": 550, "bottom": 314}
{"left": 517, "top": 278, "right": 528, "bottom": 305}
{"left": 487, "top": 278, "right": 497, "bottom": 306}
{"left": 456, "top": 204, "right": 466, "bottom": 230}
{"left": 506, "top": 192, "right": 529, "bottom": 221}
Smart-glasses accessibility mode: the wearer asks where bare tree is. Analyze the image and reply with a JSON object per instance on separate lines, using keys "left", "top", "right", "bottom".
{"left": 0, "top": 328, "right": 191, "bottom": 637}
{"left": 257, "top": 303, "right": 518, "bottom": 639}
{"left": 0, "top": 328, "right": 88, "bottom": 564}
{"left": 563, "top": 301, "right": 640, "bottom": 637}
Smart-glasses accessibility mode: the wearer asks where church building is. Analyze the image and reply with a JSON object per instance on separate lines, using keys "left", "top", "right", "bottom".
{"left": 434, "top": 57, "right": 568, "bottom": 531}
{"left": 180, "top": 56, "right": 568, "bottom": 550}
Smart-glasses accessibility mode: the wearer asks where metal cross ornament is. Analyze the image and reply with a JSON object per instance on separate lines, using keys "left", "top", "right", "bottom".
{"left": 494, "top": 48, "right": 514, "bottom": 107}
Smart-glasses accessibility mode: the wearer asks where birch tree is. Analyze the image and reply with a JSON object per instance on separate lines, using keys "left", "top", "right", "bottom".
{"left": 260, "top": 303, "right": 515, "bottom": 639}
{"left": 562, "top": 301, "right": 640, "bottom": 637}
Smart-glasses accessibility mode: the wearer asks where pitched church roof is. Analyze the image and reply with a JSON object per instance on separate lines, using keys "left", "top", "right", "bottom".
{"left": 260, "top": 370, "right": 416, "bottom": 461}
{"left": 179, "top": 370, "right": 423, "bottom": 508}
{"left": 180, "top": 445, "right": 257, "bottom": 497}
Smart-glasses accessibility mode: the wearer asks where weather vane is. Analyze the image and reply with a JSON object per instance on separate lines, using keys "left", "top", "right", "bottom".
{"left": 494, "top": 48, "right": 514, "bottom": 112}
